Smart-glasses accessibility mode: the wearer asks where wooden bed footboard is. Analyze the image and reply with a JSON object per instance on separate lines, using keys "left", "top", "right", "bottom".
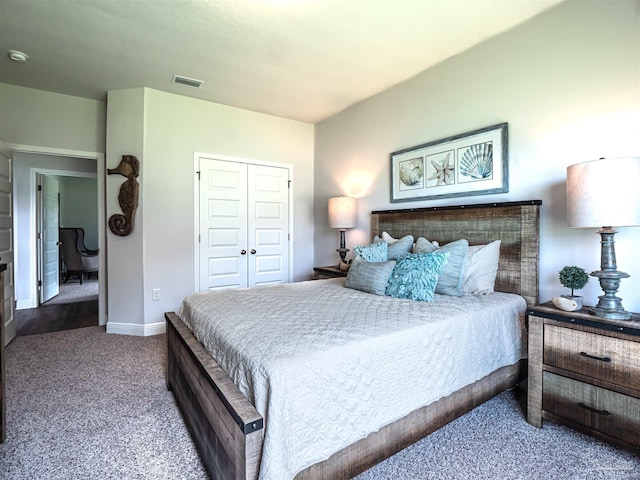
{"left": 167, "top": 311, "right": 524, "bottom": 480}
{"left": 166, "top": 312, "right": 263, "bottom": 480}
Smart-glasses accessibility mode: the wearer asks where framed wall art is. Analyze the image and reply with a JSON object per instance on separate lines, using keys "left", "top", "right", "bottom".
{"left": 390, "top": 122, "right": 508, "bottom": 203}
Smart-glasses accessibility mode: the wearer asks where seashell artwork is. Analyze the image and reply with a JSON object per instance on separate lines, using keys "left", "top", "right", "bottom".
{"left": 399, "top": 157, "right": 424, "bottom": 187}
{"left": 459, "top": 142, "right": 493, "bottom": 180}
{"left": 427, "top": 151, "right": 455, "bottom": 186}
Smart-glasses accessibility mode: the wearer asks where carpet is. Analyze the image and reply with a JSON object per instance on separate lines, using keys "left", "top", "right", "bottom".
{"left": 1, "top": 327, "right": 638, "bottom": 479}
{"left": 43, "top": 278, "right": 98, "bottom": 305}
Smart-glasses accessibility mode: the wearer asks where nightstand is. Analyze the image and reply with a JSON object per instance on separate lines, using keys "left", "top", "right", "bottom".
{"left": 313, "top": 265, "right": 348, "bottom": 279}
{"left": 527, "top": 302, "right": 640, "bottom": 451}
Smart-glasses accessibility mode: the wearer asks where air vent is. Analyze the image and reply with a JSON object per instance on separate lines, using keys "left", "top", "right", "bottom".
{"left": 172, "top": 75, "right": 204, "bottom": 89}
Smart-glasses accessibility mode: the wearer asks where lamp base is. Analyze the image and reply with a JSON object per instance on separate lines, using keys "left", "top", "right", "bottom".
{"left": 336, "top": 229, "right": 350, "bottom": 266}
{"left": 589, "top": 227, "right": 632, "bottom": 321}
{"left": 589, "top": 305, "right": 632, "bottom": 321}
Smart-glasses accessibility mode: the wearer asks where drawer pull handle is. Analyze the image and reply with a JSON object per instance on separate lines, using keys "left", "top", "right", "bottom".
{"left": 579, "top": 351, "right": 611, "bottom": 363}
{"left": 578, "top": 402, "right": 611, "bottom": 416}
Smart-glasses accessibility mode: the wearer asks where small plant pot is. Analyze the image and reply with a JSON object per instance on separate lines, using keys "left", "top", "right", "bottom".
{"left": 561, "top": 295, "right": 583, "bottom": 310}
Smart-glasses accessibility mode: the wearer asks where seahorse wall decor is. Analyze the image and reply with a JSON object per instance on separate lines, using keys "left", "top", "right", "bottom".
{"left": 107, "top": 154, "right": 139, "bottom": 236}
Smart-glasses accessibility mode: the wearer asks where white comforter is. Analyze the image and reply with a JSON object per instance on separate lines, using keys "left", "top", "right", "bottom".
{"left": 179, "top": 278, "right": 526, "bottom": 480}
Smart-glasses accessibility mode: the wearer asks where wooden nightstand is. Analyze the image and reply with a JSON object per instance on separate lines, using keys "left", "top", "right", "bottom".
{"left": 313, "top": 265, "right": 348, "bottom": 279}
{"left": 527, "top": 302, "right": 640, "bottom": 451}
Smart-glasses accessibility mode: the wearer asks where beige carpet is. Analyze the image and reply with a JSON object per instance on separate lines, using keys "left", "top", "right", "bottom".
{"left": 1, "top": 327, "right": 638, "bottom": 479}
{"left": 43, "top": 278, "right": 98, "bottom": 305}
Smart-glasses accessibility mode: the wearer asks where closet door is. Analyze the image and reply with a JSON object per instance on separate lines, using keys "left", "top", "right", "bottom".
{"left": 199, "top": 159, "right": 249, "bottom": 290}
{"left": 247, "top": 165, "right": 289, "bottom": 286}
{"left": 198, "top": 157, "right": 290, "bottom": 291}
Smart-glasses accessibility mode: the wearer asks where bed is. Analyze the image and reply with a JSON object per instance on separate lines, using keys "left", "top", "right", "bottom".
{"left": 165, "top": 199, "right": 541, "bottom": 480}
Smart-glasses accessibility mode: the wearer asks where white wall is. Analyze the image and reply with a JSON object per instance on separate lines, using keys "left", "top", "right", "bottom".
{"left": 106, "top": 88, "right": 314, "bottom": 334}
{"left": 105, "top": 88, "right": 146, "bottom": 332}
{"left": 314, "top": 0, "right": 640, "bottom": 313}
{"left": 0, "top": 83, "right": 106, "bottom": 153}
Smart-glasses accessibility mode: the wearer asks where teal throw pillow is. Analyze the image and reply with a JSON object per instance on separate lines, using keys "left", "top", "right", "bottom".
{"left": 385, "top": 251, "right": 450, "bottom": 302}
{"left": 344, "top": 256, "right": 396, "bottom": 296}
{"left": 373, "top": 234, "right": 414, "bottom": 260}
{"left": 414, "top": 238, "right": 469, "bottom": 296}
{"left": 354, "top": 241, "right": 388, "bottom": 262}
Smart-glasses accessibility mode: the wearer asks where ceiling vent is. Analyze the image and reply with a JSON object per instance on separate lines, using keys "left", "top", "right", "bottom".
{"left": 172, "top": 75, "right": 204, "bottom": 89}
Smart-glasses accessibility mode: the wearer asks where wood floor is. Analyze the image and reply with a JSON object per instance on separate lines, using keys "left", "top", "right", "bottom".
{"left": 15, "top": 300, "right": 98, "bottom": 336}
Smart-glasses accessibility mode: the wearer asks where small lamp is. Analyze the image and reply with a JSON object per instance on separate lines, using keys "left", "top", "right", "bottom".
{"left": 566, "top": 157, "right": 640, "bottom": 320}
{"left": 328, "top": 196, "right": 356, "bottom": 267}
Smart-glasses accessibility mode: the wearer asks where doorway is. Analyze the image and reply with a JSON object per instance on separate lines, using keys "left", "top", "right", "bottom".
{"left": 12, "top": 151, "right": 105, "bottom": 337}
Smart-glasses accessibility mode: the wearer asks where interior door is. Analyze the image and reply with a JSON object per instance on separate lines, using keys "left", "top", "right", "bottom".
{"left": 37, "top": 174, "right": 59, "bottom": 304}
{"left": 248, "top": 164, "right": 290, "bottom": 286}
{"left": 199, "top": 159, "right": 249, "bottom": 290}
{"left": 0, "top": 143, "right": 14, "bottom": 346}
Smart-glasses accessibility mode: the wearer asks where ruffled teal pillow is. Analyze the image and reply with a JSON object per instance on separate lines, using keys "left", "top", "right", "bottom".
{"left": 385, "top": 251, "right": 450, "bottom": 302}
{"left": 354, "top": 241, "right": 388, "bottom": 262}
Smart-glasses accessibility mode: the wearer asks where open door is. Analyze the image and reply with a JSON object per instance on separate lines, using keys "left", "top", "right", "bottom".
{"left": 0, "top": 142, "right": 14, "bottom": 345}
{"left": 37, "top": 174, "right": 59, "bottom": 304}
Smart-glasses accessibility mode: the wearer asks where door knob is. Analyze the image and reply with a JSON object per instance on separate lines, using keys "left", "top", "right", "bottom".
{"left": 240, "top": 249, "right": 247, "bottom": 255}
{"left": 251, "top": 249, "right": 256, "bottom": 254}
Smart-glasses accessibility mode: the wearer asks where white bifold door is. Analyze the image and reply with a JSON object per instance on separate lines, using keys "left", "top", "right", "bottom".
{"left": 198, "top": 157, "right": 290, "bottom": 291}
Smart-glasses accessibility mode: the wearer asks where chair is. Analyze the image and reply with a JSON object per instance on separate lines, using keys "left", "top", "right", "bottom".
{"left": 59, "top": 228, "right": 98, "bottom": 284}
{"left": 75, "top": 227, "right": 98, "bottom": 255}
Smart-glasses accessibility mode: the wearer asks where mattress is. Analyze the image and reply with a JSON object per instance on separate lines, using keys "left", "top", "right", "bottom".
{"left": 178, "top": 278, "right": 527, "bottom": 480}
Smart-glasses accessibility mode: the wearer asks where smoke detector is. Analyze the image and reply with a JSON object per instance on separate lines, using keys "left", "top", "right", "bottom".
{"left": 172, "top": 74, "right": 204, "bottom": 89}
{"left": 8, "top": 50, "right": 29, "bottom": 63}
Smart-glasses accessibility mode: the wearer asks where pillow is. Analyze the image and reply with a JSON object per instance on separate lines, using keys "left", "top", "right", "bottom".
{"left": 462, "top": 240, "right": 501, "bottom": 295}
{"left": 413, "top": 236, "right": 438, "bottom": 253}
{"left": 344, "top": 256, "right": 396, "bottom": 295}
{"left": 385, "top": 251, "right": 450, "bottom": 302}
{"left": 414, "top": 238, "right": 469, "bottom": 296}
{"left": 373, "top": 234, "right": 414, "bottom": 260}
{"left": 354, "top": 241, "right": 388, "bottom": 262}
{"left": 373, "top": 231, "right": 398, "bottom": 244}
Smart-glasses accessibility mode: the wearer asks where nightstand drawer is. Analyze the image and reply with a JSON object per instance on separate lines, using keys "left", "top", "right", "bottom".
{"left": 543, "top": 372, "right": 640, "bottom": 446}
{"left": 543, "top": 324, "right": 640, "bottom": 390}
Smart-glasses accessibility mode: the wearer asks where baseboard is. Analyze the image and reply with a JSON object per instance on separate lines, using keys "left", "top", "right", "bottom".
{"left": 16, "top": 298, "right": 37, "bottom": 310}
{"left": 4, "top": 316, "right": 16, "bottom": 347}
{"left": 106, "top": 321, "right": 165, "bottom": 336}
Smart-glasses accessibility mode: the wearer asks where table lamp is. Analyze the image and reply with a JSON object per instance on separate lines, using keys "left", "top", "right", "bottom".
{"left": 566, "top": 157, "right": 640, "bottom": 320}
{"left": 328, "top": 196, "right": 356, "bottom": 267}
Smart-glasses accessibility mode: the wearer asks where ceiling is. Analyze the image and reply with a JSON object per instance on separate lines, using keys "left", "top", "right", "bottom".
{"left": 0, "top": 0, "right": 564, "bottom": 124}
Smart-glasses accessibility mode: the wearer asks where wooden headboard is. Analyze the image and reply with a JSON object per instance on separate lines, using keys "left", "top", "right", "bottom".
{"left": 370, "top": 200, "right": 541, "bottom": 307}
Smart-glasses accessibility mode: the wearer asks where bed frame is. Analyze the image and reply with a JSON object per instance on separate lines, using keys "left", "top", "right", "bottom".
{"left": 165, "top": 199, "right": 541, "bottom": 480}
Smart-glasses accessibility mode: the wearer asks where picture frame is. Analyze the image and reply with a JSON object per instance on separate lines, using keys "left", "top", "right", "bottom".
{"left": 390, "top": 123, "right": 508, "bottom": 203}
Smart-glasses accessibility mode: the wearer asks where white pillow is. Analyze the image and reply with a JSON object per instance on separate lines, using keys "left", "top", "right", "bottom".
{"left": 373, "top": 231, "right": 398, "bottom": 244}
{"left": 462, "top": 240, "right": 501, "bottom": 295}
{"left": 413, "top": 237, "right": 439, "bottom": 253}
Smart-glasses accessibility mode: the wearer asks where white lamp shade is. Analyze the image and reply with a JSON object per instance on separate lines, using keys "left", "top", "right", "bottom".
{"left": 567, "top": 157, "right": 640, "bottom": 228}
{"left": 328, "top": 196, "right": 356, "bottom": 229}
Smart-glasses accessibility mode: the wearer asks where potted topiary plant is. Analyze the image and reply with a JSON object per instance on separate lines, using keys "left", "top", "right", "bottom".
{"left": 557, "top": 265, "right": 589, "bottom": 309}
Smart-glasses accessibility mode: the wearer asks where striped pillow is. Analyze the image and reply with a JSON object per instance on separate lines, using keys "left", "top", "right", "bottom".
{"left": 344, "top": 256, "right": 396, "bottom": 295}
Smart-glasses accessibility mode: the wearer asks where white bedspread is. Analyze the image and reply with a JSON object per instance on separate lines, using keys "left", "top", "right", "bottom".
{"left": 178, "top": 278, "right": 526, "bottom": 480}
